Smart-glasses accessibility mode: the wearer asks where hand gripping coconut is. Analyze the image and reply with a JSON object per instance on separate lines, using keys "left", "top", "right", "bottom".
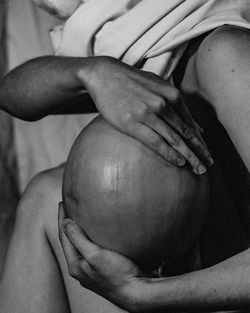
{"left": 63, "top": 116, "right": 209, "bottom": 273}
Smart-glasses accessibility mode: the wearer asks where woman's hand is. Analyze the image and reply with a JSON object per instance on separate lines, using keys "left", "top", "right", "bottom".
{"left": 80, "top": 56, "right": 213, "bottom": 175}
{"left": 58, "top": 202, "right": 147, "bottom": 312}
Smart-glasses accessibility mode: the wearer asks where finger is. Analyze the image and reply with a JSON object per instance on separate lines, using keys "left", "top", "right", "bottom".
{"left": 153, "top": 96, "right": 213, "bottom": 165}
{"left": 169, "top": 97, "right": 205, "bottom": 142}
{"left": 58, "top": 203, "right": 80, "bottom": 265}
{"left": 170, "top": 104, "right": 208, "bottom": 152}
{"left": 140, "top": 114, "right": 206, "bottom": 174}
{"left": 80, "top": 259, "right": 94, "bottom": 274}
{"left": 172, "top": 96, "right": 198, "bottom": 129}
{"left": 163, "top": 110, "right": 213, "bottom": 167}
{"left": 161, "top": 96, "right": 213, "bottom": 166}
{"left": 151, "top": 86, "right": 213, "bottom": 165}
{"left": 58, "top": 202, "right": 68, "bottom": 240}
{"left": 63, "top": 219, "right": 101, "bottom": 264}
{"left": 58, "top": 201, "right": 66, "bottom": 231}
{"left": 194, "top": 121, "right": 204, "bottom": 134}
{"left": 128, "top": 122, "right": 187, "bottom": 167}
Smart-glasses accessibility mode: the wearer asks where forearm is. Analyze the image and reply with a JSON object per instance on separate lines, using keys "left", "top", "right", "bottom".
{"left": 0, "top": 55, "right": 96, "bottom": 120}
{"left": 132, "top": 249, "right": 250, "bottom": 312}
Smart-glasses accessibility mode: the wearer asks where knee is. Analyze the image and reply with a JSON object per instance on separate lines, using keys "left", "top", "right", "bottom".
{"left": 195, "top": 25, "right": 250, "bottom": 90}
{"left": 16, "top": 166, "right": 64, "bottom": 228}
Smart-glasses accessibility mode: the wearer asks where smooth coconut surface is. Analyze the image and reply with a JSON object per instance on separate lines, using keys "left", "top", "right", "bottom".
{"left": 63, "top": 115, "right": 209, "bottom": 272}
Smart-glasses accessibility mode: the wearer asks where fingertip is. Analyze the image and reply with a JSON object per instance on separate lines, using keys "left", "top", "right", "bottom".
{"left": 203, "top": 154, "right": 214, "bottom": 168}
{"left": 174, "top": 156, "right": 185, "bottom": 166}
{"left": 194, "top": 164, "right": 207, "bottom": 175}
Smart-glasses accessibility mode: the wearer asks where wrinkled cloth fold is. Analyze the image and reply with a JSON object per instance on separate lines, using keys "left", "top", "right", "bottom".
{"left": 50, "top": 0, "right": 250, "bottom": 78}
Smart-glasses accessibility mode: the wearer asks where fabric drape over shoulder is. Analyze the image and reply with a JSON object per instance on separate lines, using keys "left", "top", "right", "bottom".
{"left": 50, "top": 0, "right": 250, "bottom": 79}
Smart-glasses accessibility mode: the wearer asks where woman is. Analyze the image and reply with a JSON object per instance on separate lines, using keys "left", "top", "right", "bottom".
{"left": 0, "top": 0, "right": 250, "bottom": 312}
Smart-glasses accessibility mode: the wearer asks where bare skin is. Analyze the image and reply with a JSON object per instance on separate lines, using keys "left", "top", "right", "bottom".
{"left": 0, "top": 25, "right": 250, "bottom": 312}
{"left": 0, "top": 57, "right": 212, "bottom": 175}
{"left": 0, "top": 166, "right": 127, "bottom": 313}
{"left": 58, "top": 26, "right": 250, "bottom": 312}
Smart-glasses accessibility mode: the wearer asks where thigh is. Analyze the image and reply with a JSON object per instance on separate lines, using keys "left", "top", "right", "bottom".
{"left": 42, "top": 168, "right": 127, "bottom": 313}
{"left": 0, "top": 165, "right": 126, "bottom": 313}
{"left": 0, "top": 166, "right": 69, "bottom": 313}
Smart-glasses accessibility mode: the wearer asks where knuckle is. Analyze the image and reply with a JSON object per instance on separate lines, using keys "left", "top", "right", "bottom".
{"left": 79, "top": 259, "right": 88, "bottom": 270}
{"left": 136, "top": 104, "right": 149, "bottom": 120}
{"left": 162, "top": 147, "right": 178, "bottom": 163}
{"left": 187, "top": 154, "right": 200, "bottom": 167}
{"left": 86, "top": 249, "right": 100, "bottom": 265}
{"left": 154, "top": 98, "right": 166, "bottom": 112}
{"left": 79, "top": 260, "right": 92, "bottom": 274}
{"left": 68, "top": 265, "right": 79, "bottom": 278}
{"left": 168, "top": 88, "right": 181, "bottom": 104}
{"left": 148, "top": 133, "right": 161, "bottom": 149}
{"left": 68, "top": 228, "right": 79, "bottom": 241}
{"left": 168, "top": 133, "right": 182, "bottom": 146}
{"left": 182, "top": 126, "right": 193, "bottom": 140}
{"left": 126, "top": 122, "right": 136, "bottom": 136}
{"left": 123, "top": 111, "right": 133, "bottom": 125}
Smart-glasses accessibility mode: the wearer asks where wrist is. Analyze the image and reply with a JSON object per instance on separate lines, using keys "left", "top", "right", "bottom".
{"left": 76, "top": 56, "right": 110, "bottom": 91}
{"left": 116, "top": 278, "right": 154, "bottom": 313}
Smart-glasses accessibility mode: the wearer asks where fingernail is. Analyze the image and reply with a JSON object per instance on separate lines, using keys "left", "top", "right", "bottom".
{"left": 176, "top": 157, "right": 185, "bottom": 166}
{"left": 197, "top": 165, "right": 206, "bottom": 175}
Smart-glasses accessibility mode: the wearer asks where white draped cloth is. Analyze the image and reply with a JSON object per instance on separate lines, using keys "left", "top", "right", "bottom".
{"left": 7, "top": 0, "right": 250, "bottom": 190}
{"left": 50, "top": 0, "right": 250, "bottom": 79}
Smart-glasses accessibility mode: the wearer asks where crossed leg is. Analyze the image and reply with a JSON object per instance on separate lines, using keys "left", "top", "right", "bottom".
{"left": 0, "top": 166, "right": 127, "bottom": 313}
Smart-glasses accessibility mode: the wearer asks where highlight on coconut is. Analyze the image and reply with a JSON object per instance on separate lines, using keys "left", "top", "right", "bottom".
{"left": 62, "top": 115, "right": 209, "bottom": 275}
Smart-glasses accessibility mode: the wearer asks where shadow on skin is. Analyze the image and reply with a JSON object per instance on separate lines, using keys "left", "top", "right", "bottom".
{"left": 183, "top": 92, "right": 250, "bottom": 267}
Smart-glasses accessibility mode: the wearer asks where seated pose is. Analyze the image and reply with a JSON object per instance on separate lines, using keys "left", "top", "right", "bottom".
{"left": 0, "top": 1, "right": 250, "bottom": 312}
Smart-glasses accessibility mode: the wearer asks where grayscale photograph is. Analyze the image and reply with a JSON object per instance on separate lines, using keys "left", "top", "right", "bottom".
{"left": 0, "top": 0, "right": 249, "bottom": 312}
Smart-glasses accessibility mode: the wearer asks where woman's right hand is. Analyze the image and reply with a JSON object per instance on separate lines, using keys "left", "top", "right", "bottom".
{"left": 79, "top": 56, "right": 213, "bottom": 175}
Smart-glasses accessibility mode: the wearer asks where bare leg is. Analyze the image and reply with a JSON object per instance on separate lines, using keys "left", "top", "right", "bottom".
{"left": 0, "top": 166, "right": 127, "bottom": 313}
{"left": 179, "top": 25, "right": 250, "bottom": 172}
{"left": 0, "top": 166, "right": 70, "bottom": 313}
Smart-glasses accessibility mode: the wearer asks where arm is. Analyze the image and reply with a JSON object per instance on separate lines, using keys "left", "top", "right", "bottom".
{"left": 0, "top": 55, "right": 95, "bottom": 120}
{"left": 133, "top": 252, "right": 250, "bottom": 312}
{"left": 0, "top": 55, "right": 213, "bottom": 172}
{"left": 59, "top": 204, "right": 250, "bottom": 312}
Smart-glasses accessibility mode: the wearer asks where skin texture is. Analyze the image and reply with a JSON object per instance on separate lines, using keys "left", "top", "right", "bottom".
{"left": 0, "top": 166, "right": 128, "bottom": 313}
{"left": 0, "top": 56, "right": 212, "bottom": 174}
{"left": 62, "top": 115, "right": 209, "bottom": 273}
{"left": 60, "top": 206, "right": 250, "bottom": 312}
{"left": 59, "top": 25, "right": 250, "bottom": 311}
{"left": 0, "top": 25, "right": 249, "bottom": 312}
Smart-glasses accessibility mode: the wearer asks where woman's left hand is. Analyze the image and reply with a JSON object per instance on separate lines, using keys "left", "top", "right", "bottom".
{"left": 58, "top": 202, "right": 146, "bottom": 311}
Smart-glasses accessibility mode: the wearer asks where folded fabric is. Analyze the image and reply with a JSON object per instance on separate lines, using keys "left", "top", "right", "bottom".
{"left": 32, "top": 0, "right": 82, "bottom": 19}
{"left": 50, "top": 0, "right": 250, "bottom": 79}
